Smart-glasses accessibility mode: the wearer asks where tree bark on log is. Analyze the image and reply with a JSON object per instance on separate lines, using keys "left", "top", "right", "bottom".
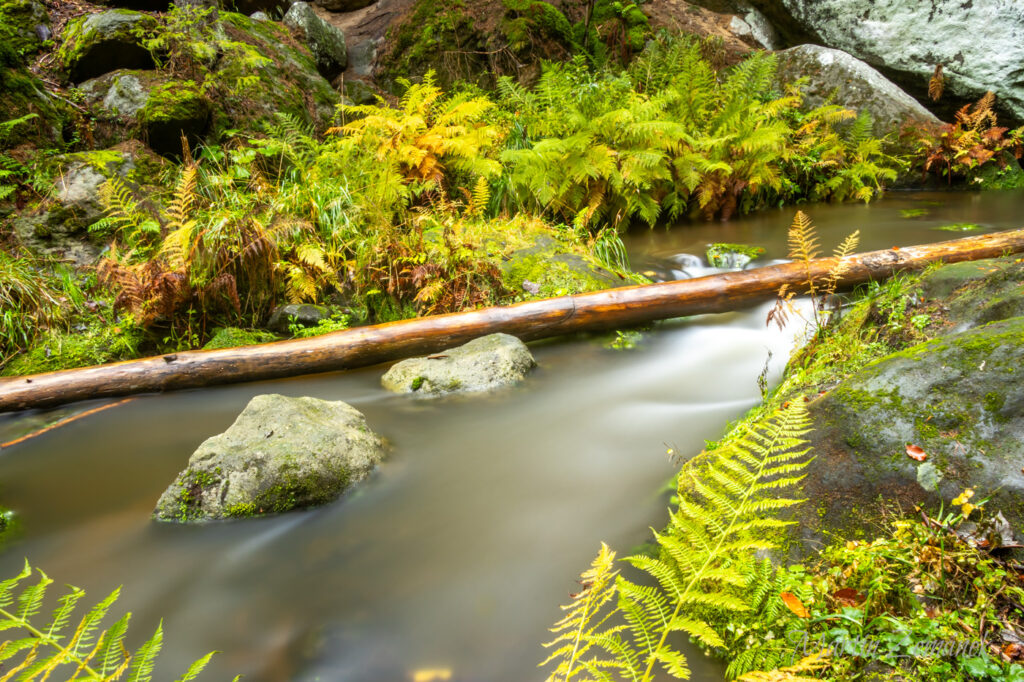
{"left": 3, "top": 229, "right": 1023, "bottom": 413}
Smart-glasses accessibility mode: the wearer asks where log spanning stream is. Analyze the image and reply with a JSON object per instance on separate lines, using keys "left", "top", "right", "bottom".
{"left": 0, "top": 190, "right": 1022, "bottom": 681}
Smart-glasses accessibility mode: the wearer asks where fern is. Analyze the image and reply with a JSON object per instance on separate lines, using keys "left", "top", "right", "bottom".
{"left": 928, "top": 65, "right": 944, "bottom": 102}
{"left": 541, "top": 402, "right": 814, "bottom": 681}
{"left": 736, "top": 651, "right": 828, "bottom": 681}
{"left": 0, "top": 560, "right": 226, "bottom": 681}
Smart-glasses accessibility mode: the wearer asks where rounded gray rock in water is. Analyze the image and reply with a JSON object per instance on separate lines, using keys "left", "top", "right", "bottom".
{"left": 154, "top": 394, "right": 384, "bottom": 522}
{"left": 382, "top": 333, "right": 536, "bottom": 397}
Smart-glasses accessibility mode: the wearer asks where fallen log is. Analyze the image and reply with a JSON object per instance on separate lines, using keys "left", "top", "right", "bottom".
{"left": 2, "top": 229, "right": 1023, "bottom": 413}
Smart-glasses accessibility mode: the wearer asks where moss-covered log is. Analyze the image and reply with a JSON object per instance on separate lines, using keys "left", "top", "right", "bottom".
{"left": 2, "top": 229, "right": 1024, "bottom": 413}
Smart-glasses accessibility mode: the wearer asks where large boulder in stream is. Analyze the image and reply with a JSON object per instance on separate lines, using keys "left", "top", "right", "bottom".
{"left": 774, "top": 45, "right": 939, "bottom": 135}
{"left": 791, "top": 258, "right": 1024, "bottom": 547}
{"left": 748, "top": 0, "right": 1024, "bottom": 124}
{"left": 382, "top": 333, "right": 536, "bottom": 397}
{"left": 154, "top": 394, "right": 385, "bottom": 522}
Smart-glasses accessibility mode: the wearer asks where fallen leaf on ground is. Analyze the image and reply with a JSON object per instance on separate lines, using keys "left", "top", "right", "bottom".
{"left": 906, "top": 444, "right": 927, "bottom": 461}
{"left": 781, "top": 592, "right": 810, "bottom": 618}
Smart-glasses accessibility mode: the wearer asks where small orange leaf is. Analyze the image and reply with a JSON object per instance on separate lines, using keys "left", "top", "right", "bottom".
{"left": 906, "top": 444, "right": 927, "bottom": 461}
{"left": 832, "top": 588, "right": 865, "bottom": 607}
{"left": 781, "top": 592, "right": 810, "bottom": 618}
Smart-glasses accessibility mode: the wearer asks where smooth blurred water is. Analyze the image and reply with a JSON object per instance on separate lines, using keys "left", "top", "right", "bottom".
{"left": 0, "top": 189, "right": 1020, "bottom": 681}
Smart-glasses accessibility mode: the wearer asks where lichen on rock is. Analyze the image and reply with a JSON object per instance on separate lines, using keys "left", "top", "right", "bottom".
{"left": 154, "top": 394, "right": 385, "bottom": 522}
{"left": 382, "top": 333, "right": 536, "bottom": 397}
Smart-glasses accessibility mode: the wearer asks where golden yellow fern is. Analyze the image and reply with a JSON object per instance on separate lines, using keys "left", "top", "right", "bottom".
{"left": 737, "top": 651, "right": 829, "bottom": 681}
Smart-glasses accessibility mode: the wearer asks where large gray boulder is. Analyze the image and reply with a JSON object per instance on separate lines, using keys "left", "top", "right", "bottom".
{"left": 382, "top": 334, "right": 536, "bottom": 396}
{"left": 750, "top": 0, "right": 1024, "bottom": 124}
{"left": 775, "top": 45, "right": 939, "bottom": 135}
{"left": 154, "top": 394, "right": 385, "bottom": 522}
{"left": 283, "top": 1, "right": 347, "bottom": 80}
{"left": 57, "top": 10, "right": 157, "bottom": 83}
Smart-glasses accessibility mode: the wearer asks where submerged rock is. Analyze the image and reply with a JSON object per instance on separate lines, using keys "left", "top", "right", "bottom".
{"left": 154, "top": 394, "right": 385, "bottom": 522}
{"left": 382, "top": 334, "right": 536, "bottom": 397}
{"left": 283, "top": 1, "right": 347, "bottom": 80}
{"left": 774, "top": 44, "right": 938, "bottom": 135}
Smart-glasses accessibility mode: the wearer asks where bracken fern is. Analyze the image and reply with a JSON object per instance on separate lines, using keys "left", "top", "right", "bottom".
{"left": 0, "top": 560, "right": 230, "bottom": 681}
{"left": 541, "top": 401, "right": 814, "bottom": 681}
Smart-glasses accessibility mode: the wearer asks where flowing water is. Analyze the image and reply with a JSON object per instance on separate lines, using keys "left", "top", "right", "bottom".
{"left": 0, "top": 190, "right": 1021, "bottom": 681}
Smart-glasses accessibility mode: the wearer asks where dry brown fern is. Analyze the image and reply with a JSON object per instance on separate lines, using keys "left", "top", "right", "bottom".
{"left": 928, "top": 64, "right": 945, "bottom": 102}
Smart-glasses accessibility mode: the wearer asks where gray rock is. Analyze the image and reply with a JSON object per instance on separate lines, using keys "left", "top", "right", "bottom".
{"left": 57, "top": 10, "right": 157, "bottom": 83}
{"left": 741, "top": 5, "right": 778, "bottom": 50}
{"left": 750, "top": 0, "right": 1024, "bottom": 124}
{"left": 14, "top": 143, "right": 166, "bottom": 265}
{"left": 775, "top": 44, "right": 939, "bottom": 135}
{"left": 78, "top": 71, "right": 211, "bottom": 155}
{"left": 267, "top": 303, "right": 331, "bottom": 332}
{"left": 382, "top": 334, "right": 536, "bottom": 397}
{"left": 154, "top": 394, "right": 385, "bottom": 521}
{"left": 315, "top": 0, "right": 374, "bottom": 11}
{"left": 343, "top": 78, "right": 377, "bottom": 105}
{"left": 802, "top": 316, "right": 1024, "bottom": 539}
{"left": 250, "top": 10, "right": 269, "bottom": 20}
{"left": 284, "top": 1, "right": 347, "bottom": 80}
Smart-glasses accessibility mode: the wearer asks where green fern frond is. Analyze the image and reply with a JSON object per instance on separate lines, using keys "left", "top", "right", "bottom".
{"left": 541, "top": 403, "right": 814, "bottom": 682}
{"left": 0, "top": 560, "right": 219, "bottom": 681}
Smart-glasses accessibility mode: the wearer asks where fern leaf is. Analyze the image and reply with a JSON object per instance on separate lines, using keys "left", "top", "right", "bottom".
{"left": 126, "top": 621, "right": 163, "bottom": 682}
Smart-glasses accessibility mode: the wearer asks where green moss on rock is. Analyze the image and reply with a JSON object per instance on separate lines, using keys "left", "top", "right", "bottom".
{"left": 203, "top": 327, "right": 279, "bottom": 350}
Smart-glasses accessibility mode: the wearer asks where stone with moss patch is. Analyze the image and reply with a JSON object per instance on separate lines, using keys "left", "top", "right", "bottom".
{"left": 0, "top": 0, "right": 50, "bottom": 62}
{"left": 202, "top": 327, "right": 279, "bottom": 350}
{"left": 501, "top": 234, "right": 635, "bottom": 298}
{"left": 283, "top": 2, "right": 347, "bottom": 80}
{"left": 153, "top": 394, "right": 385, "bottom": 522}
{"left": 705, "top": 242, "right": 764, "bottom": 268}
{"left": 58, "top": 10, "right": 156, "bottom": 83}
{"left": 807, "top": 316, "right": 1024, "bottom": 532}
{"left": 13, "top": 142, "right": 167, "bottom": 264}
{"left": 382, "top": 333, "right": 536, "bottom": 397}
{"left": 137, "top": 80, "right": 211, "bottom": 156}
{"left": 2, "top": 317, "right": 145, "bottom": 376}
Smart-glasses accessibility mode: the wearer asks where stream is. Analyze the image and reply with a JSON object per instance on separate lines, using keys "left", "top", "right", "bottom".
{"left": 0, "top": 190, "right": 1022, "bottom": 681}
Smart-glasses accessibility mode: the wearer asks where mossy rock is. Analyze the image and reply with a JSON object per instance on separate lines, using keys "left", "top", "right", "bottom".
{"left": 92, "top": 0, "right": 171, "bottom": 9}
{"left": 137, "top": 80, "right": 211, "bottom": 157}
{"left": 501, "top": 235, "right": 631, "bottom": 298}
{"left": 12, "top": 141, "right": 167, "bottom": 263}
{"left": 973, "top": 154, "right": 1024, "bottom": 191}
{"left": 58, "top": 10, "right": 156, "bottom": 83}
{"left": 153, "top": 394, "right": 385, "bottom": 522}
{"left": 2, "top": 318, "right": 146, "bottom": 376}
{"left": 0, "top": 0, "right": 50, "bottom": 63}
{"left": 381, "top": 333, "right": 536, "bottom": 397}
{"left": 214, "top": 12, "right": 340, "bottom": 132}
{"left": 203, "top": 327, "right": 280, "bottom": 350}
{"left": 919, "top": 257, "right": 1024, "bottom": 332}
{"left": 0, "top": 69, "right": 71, "bottom": 149}
{"left": 283, "top": 1, "right": 347, "bottom": 81}
{"left": 797, "top": 316, "right": 1024, "bottom": 543}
